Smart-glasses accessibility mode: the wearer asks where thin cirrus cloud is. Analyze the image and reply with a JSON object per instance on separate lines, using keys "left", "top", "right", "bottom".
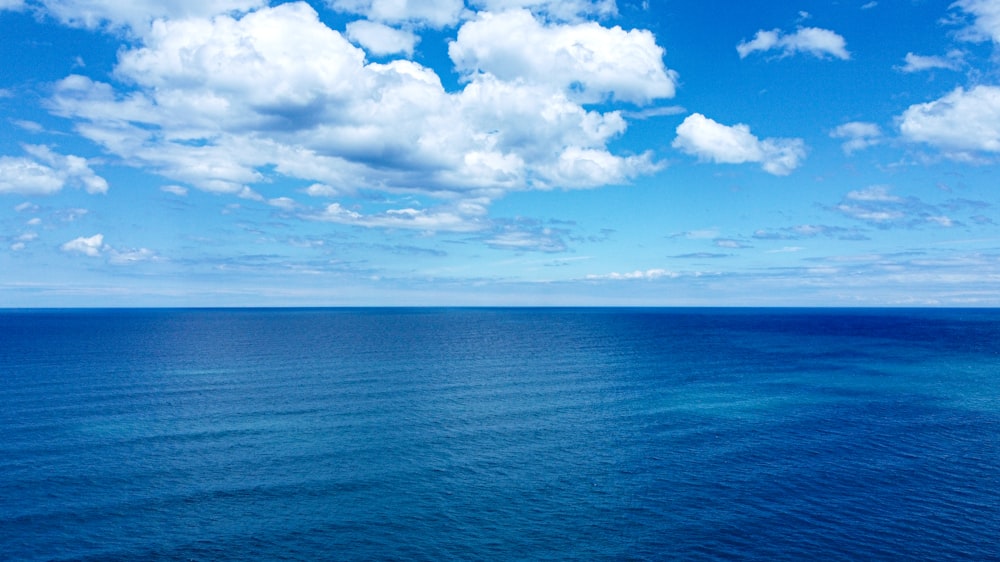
{"left": 737, "top": 27, "right": 850, "bottom": 60}
{"left": 830, "top": 121, "right": 883, "bottom": 155}
{"left": 672, "top": 113, "right": 806, "bottom": 175}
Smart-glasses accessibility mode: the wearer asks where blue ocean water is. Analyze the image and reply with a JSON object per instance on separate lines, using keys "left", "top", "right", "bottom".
{"left": 1, "top": 308, "right": 999, "bottom": 561}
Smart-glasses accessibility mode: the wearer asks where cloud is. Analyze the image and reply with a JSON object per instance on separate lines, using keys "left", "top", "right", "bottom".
{"left": 897, "top": 51, "right": 964, "bottom": 73}
{"left": 30, "top": 0, "right": 265, "bottom": 34}
{"left": 60, "top": 232, "right": 161, "bottom": 263}
{"left": 161, "top": 185, "right": 188, "bottom": 196}
{"left": 61, "top": 233, "right": 105, "bottom": 256}
{"left": 832, "top": 185, "right": 962, "bottom": 228}
{"left": 0, "top": 145, "right": 108, "bottom": 195}
{"left": 714, "top": 238, "right": 750, "bottom": 249}
{"left": 898, "top": 85, "right": 1000, "bottom": 155}
{"left": 449, "top": 8, "right": 677, "bottom": 104}
{"left": 328, "top": 0, "right": 465, "bottom": 28}
{"left": 753, "top": 224, "right": 863, "bottom": 240}
{"left": 830, "top": 121, "right": 882, "bottom": 154}
{"left": 484, "top": 228, "right": 567, "bottom": 252}
{"left": 471, "top": 0, "right": 617, "bottom": 21}
{"left": 268, "top": 196, "right": 297, "bottom": 210}
{"left": 586, "top": 268, "right": 677, "bottom": 280}
{"left": 345, "top": 20, "right": 419, "bottom": 56}
{"left": 672, "top": 113, "right": 806, "bottom": 175}
{"left": 737, "top": 27, "right": 850, "bottom": 60}
{"left": 308, "top": 201, "right": 488, "bottom": 232}
{"left": 0, "top": 0, "right": 25, "bottom": 10}
{"left": 302, "top": 183, "right": 343, "bottom": 197}
{"left": 953, "top": 0, "right": 1000, "bottom": 43}
{"left": 107, "top": 246, "right": 160, "bottom": 264}
{"left": 48, "top": 2, "right": 661, "bottom": 215}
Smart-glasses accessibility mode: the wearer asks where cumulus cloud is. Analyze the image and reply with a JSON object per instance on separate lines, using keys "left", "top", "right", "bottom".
{"left": 830, "top": 121, "right": 882, "bottom": 154}
{"left": 449, "top": 9, "right": 677, "bottom": 104}
{"left": 898, "top": 85, "right": 1000, "bottom": 155}
{"left": 47, "top": 2, "right": 661, "bottom": 214}
{"left": 345, "top": 20, "right": 419, "bottom": 56}
{"left": 897, "top": 51, "right": 964, "bottom": 73}
{"left": 0, "top": 145, "right": 108, "bottom": 196}
{"left": 672, "top": 113, "right": 806, "bottom": 175}
{"left": 61, "top": 233, "right": 106, "bottom": 256}
{"left": 60, "top": 233, "right": 160, "bottom": 262}
{"left": 328, "top": 0, "right": 465, "bottom": 28}
{"left": 737, "top": 27, "right": 850, "bottom": 60}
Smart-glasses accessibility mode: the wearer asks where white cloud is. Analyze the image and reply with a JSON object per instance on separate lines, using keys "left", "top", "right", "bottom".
{"left": 737, "top": 27, "right": 850, "bottom": 60}
{"left": 161, "top": 185, "right": 188, "bottom": 196}
{"left": 471, "top": 0, "right": 617, "bottom": 21}
{"left": 0, "top": 157, "right": 64, "bottom": 195}
{"left": 309, "top": 201, "right": 488, "bottom": 232}
{"left": 898, "top": 85, "right": 1000, "bottom": 154}
{"left": 302, "top": 183, "right": 343, "bottom": 197}
{"left": 345, "top": 20, "right": 418, "bottom": 56}
{"left": 484, "top": 229, "right": 567, "bottom": 252}
{"left": 108, "top": 246, "right": 160, "bottom": 264}
{"left": 51, "top": 4, "right": 660, "bottom": 198}
{"left": 586, "top": 268, "right": 677, "bottom": 280}
{"left": 830, "top": 121, "right": 882, "bottom": 154}
{"left": 861, "top": 2, "right": 877, "bottom": 9}
{"left": 13, "top": 120, "right": 44, "bottom": 133}
{"left": 449, "top": 9, "right": 677, "bottom": 104}
{"left": 847, "top": 185, "right": 899, "bottom": 202}
{"left": 0, "top": 145, "right": 108, "bottom": 195}
{"left": 672, "top": 113, "right": 806, "bottom": 175}
{"left": 32, "top": 0, "right": 264, "bottom": 34}
{"left": 953, "top": 0, "right": 1000, "bottom": 43}
{"left": 268, "top": 196, "right": 297, "bottom": 210}
{"left": 61, "top": 233, "right": 105, "bottom": 256}
{"left": 328, "top": 0, "right": 465, "bottom": 28}
{"left": 897, "top": 51, "right": 964, "bottom": 73}
{"left": 0, "top": 0, "right": 25, "bottom": 10}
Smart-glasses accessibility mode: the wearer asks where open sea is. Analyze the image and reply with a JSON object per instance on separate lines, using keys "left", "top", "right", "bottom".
{"left": 1, "top": 307, "right": 999, "bottom": 560}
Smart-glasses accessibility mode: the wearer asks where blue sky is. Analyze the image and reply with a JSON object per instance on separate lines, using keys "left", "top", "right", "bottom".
{"left": 2, "top": 0, "right": 999, "bottom": 306}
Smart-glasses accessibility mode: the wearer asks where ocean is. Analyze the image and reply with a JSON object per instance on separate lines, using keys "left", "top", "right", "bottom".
{"left": 1, "top": 308, "right": 998, "bottom": 560}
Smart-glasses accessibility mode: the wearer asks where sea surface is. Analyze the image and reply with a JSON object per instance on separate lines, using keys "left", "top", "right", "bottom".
{"left": 1, "top": 308, "right": 999, "bottom": 560}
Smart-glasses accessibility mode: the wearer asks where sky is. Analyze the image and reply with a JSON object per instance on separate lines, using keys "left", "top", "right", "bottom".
{"left": 1, "top": 0, "right": 1000, "bottom": 307}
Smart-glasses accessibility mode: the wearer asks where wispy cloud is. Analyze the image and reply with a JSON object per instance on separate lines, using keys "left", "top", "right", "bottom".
{"left": 831, "top": 185, "right": 967, "bottom": 228}
{"left": 830, "top": 121, "right": 883, "bottom": 154}
{"left": 586, "top": 268, "right": 678, "bottom": 280}
{"left": 0, "top": 145, "right": 108, "bottom": 196}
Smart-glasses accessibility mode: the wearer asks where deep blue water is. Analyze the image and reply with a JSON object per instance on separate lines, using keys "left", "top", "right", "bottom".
{"left": 1, "top": 308, "right": 999, "bottom": 560}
